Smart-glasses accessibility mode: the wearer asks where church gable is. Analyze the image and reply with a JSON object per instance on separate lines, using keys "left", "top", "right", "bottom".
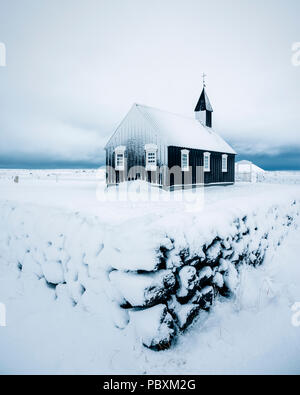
{"left": 105, "top": 104, "right": 168, "bottom": 172}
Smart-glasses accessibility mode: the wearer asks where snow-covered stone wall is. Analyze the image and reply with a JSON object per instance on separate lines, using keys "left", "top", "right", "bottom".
{"left": 0, "top": 194, "right": 299, "bottom": 350}
{"left": 106, "top": 198, "right": 300, "bottom": 349}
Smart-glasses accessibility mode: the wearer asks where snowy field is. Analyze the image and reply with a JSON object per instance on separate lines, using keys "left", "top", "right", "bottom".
{"left": 0, "top": 169, "right": 300, "bottom": 374}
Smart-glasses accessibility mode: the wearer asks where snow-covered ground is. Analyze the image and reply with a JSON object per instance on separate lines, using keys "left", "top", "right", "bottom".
{"left": 0, "top": 169, "right": 300, "bottom": 374}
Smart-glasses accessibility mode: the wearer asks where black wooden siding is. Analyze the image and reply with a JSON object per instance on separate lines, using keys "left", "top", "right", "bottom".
{"left": 107, "top": 145, "right": 235, "bottom": 186}
{"left": 167, "top": 146, "right": 235, "bottom": 186}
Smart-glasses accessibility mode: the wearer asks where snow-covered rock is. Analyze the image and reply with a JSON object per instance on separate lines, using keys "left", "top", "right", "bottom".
{"left": 109, "top": 269, "right": 176, "bottom": 307}
{"left": 198, "top": 286, "right": 214, "bottom": 310}
{"left": 206, "top": 241, "right": 222, "bottom": 262}
{"left": 176, "top": 266, "right": 198, "bottom": 301}
{"left": 213, "top": 272, "right": 224, "bottom": 289}
{"left": 218, "top": 258, "right": 230, "bottom": 273}
{"left": 130, "top": 304, "right": 176, "bottom": 350}
{"left": 41, "top": 261, "right": 65, "bottom": 284}
{"left": 198, "top": 266, "right": 213, "bottom": 286}
{"left": 168, "top": 296, "right": 200, "bottom": 331}
{"left": 223, "top": 263, "right": 239, "bottom": 295}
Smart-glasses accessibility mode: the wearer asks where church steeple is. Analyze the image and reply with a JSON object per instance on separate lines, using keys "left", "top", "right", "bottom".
{"left": 194, "top": 74, "right": 213, "bottom": 128}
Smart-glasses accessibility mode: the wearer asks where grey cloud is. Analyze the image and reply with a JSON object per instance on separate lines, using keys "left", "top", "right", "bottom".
{"left": 0, "top": 0, "right": 299, "bottom": 169}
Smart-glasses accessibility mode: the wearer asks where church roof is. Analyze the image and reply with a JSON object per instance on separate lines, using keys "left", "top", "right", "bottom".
{"left": 135, "top": 104, "right": 236, "bottom": 154}
{"left": 194, "top": 88, "right": 213, "bottom": 112}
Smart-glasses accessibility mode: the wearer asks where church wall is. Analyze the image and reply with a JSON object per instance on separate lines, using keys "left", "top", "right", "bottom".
{"left": 167, "top": 146, "right": 235, "bottom": 186}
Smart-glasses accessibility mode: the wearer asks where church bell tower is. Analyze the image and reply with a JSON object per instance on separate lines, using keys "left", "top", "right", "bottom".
{"left": 194, "top": 74, "right": 213, "bottom": 128}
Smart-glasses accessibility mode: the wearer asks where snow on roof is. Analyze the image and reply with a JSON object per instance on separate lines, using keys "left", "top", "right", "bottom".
{"left": 236, "top": 160, "right": 265, "bottom": 173}
{"left": 135, "top": 104, "right": 236, "bottom": 154}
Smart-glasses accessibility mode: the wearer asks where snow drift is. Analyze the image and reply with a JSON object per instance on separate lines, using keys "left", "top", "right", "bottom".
{"left": 0, "top": 183, "right": 299, "bottom": 350}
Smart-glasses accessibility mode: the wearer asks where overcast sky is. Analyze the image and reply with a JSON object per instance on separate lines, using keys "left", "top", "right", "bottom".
{"left": 0, "top": 0, "right": 299, "bottom": 169}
